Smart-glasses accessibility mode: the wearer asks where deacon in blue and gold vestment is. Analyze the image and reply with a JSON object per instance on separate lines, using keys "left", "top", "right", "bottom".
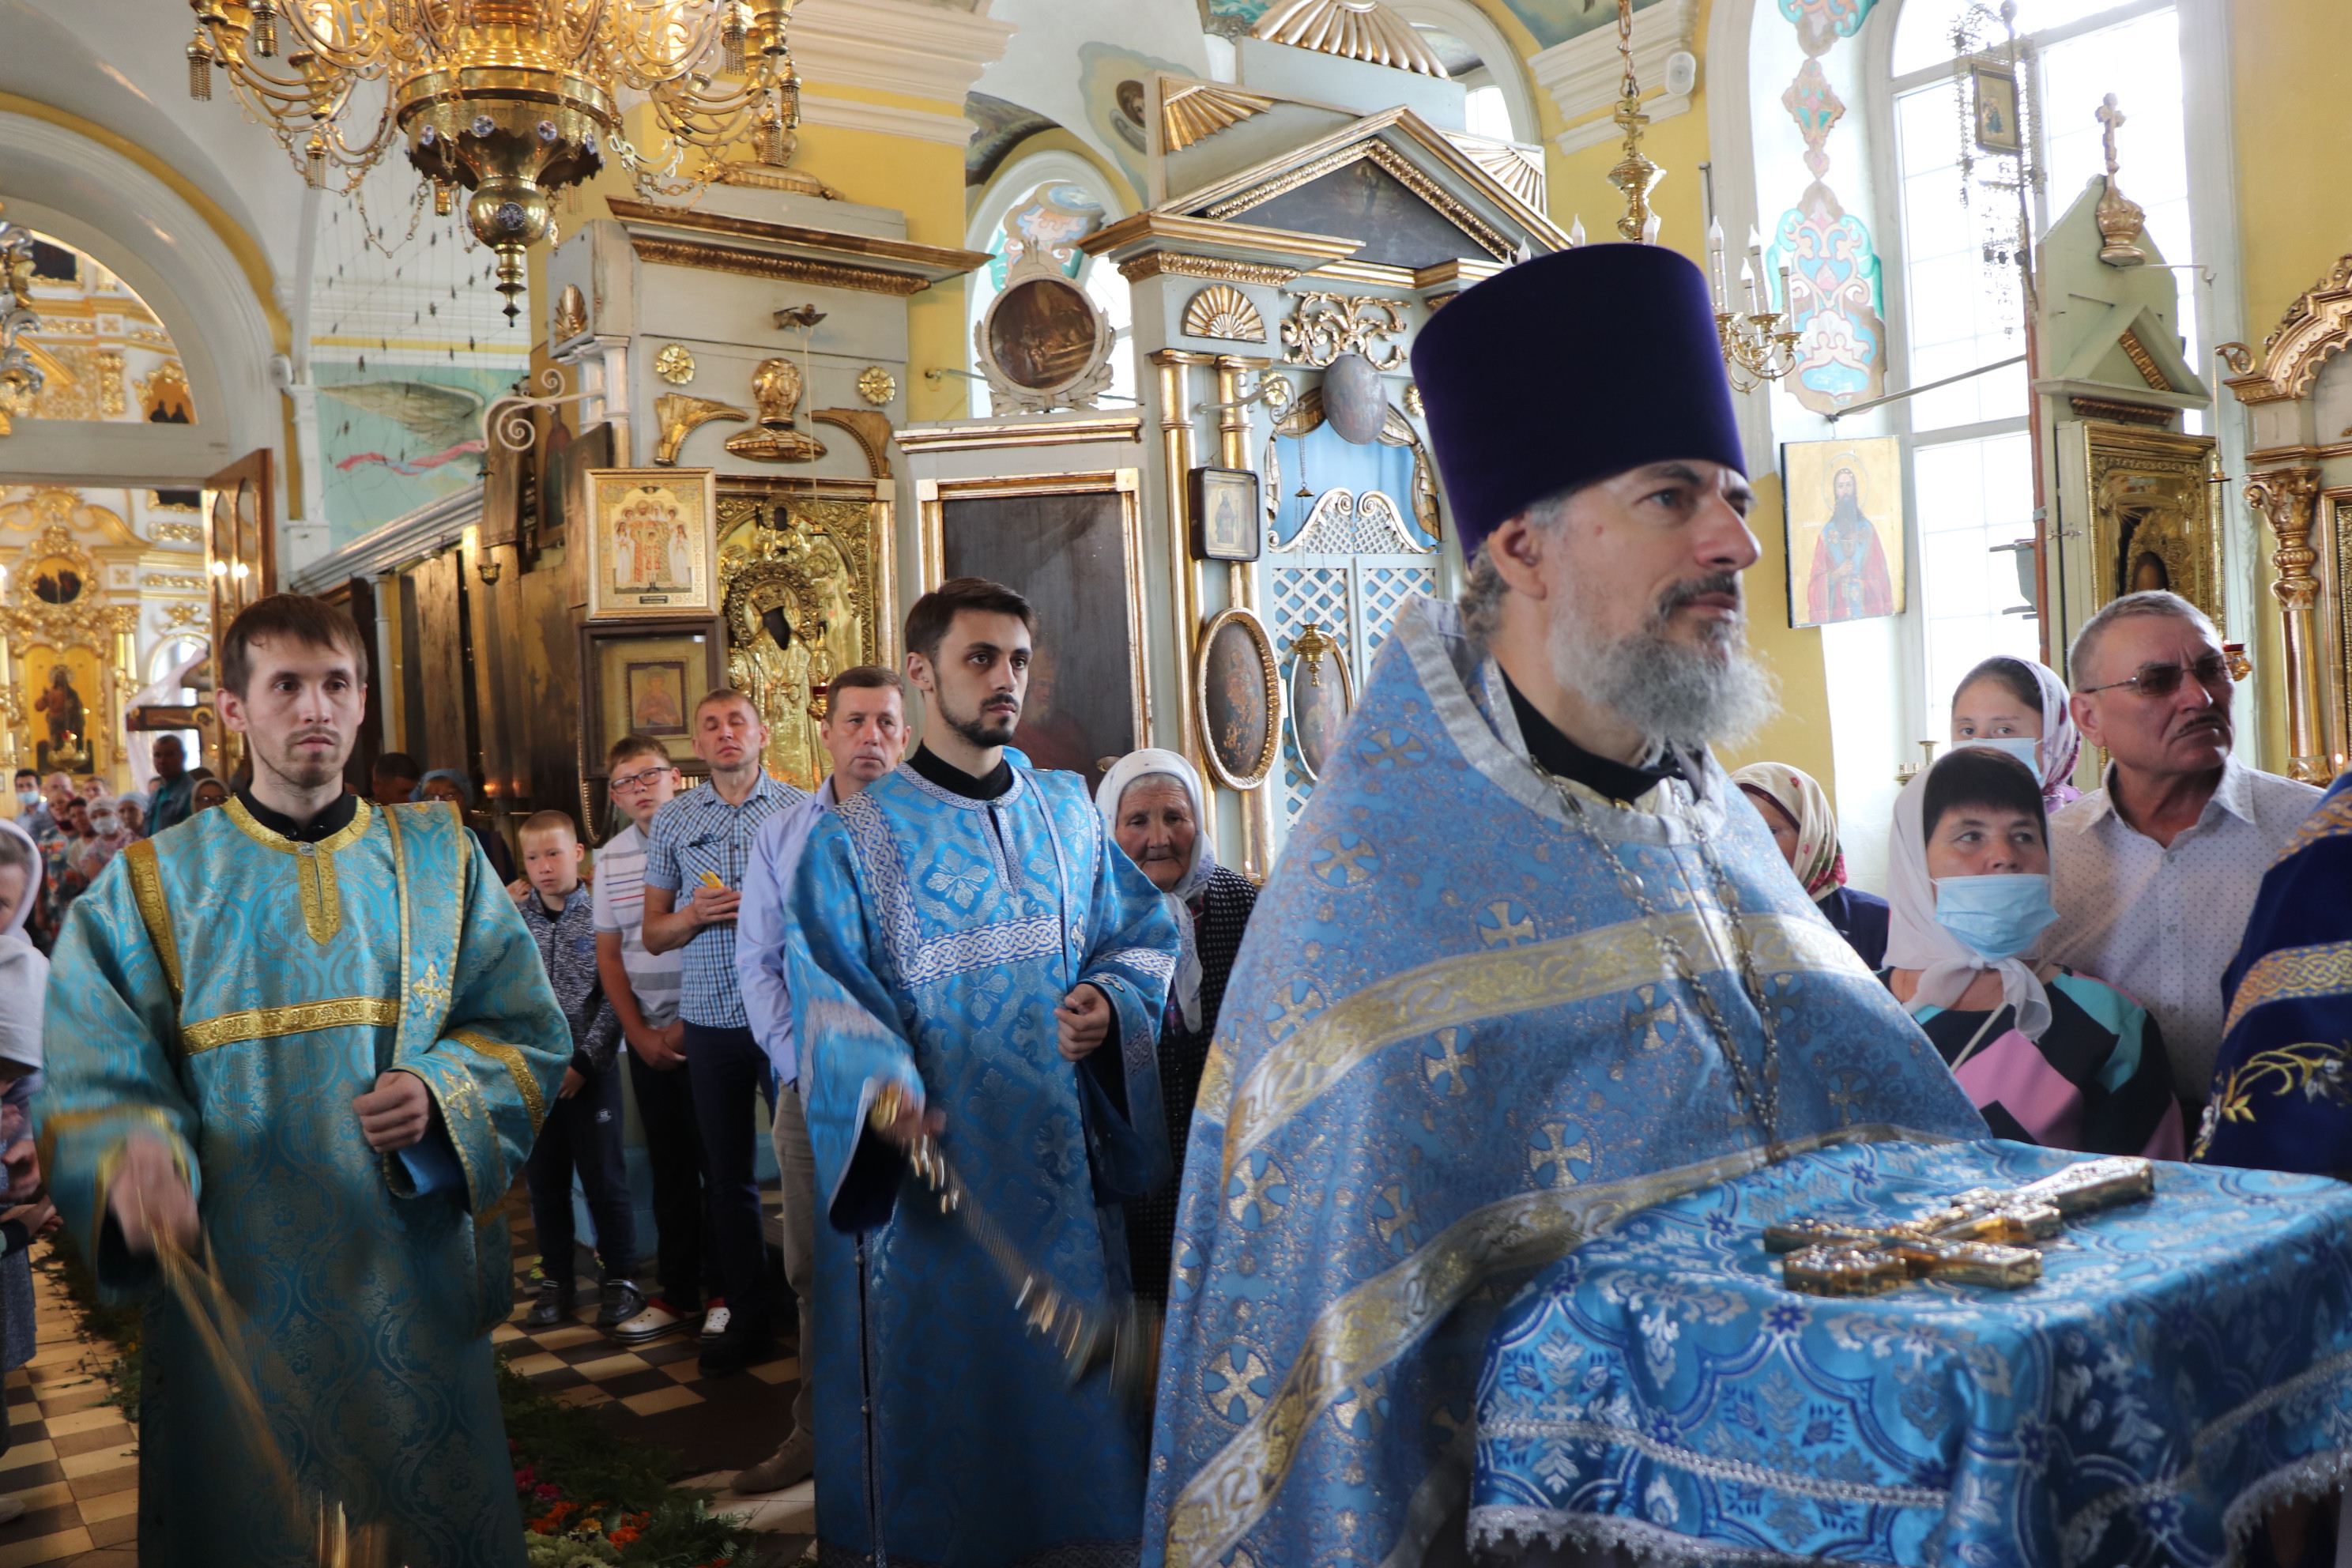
{"left": 41, "top": 771, "right": 567, "bottom": 1556}
{"left": 1143, "top": 245, "right": 1988, "bottom": 1568}
{"left": 789, "top": 581, "right": 1179, "bottom": 1568}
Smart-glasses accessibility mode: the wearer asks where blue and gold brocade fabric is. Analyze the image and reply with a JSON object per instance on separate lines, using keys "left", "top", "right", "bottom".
{"left": 1141, "top": 598, "right": 1987, "bottom": 1568}
{"left": 39, "top": 798, "right": 570, "bottom": 1567}
{"left": 788, "top": 761, "right": 1178, "bottom": 1567}
{"left": 1471, "top": 1139, "right": 2352, "bottom": 1567}
{"left": 2196, "top": 771, "right": 2352, "bottom": 1174}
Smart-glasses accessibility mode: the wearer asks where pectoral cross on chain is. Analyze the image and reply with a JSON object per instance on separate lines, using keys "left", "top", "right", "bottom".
{"left": 1767, "top": 1155, "right": 2155, "bottom": 1298}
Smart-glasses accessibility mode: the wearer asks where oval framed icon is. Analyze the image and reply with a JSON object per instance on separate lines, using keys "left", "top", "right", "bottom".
{"left": 1193, "top": 608, "right": 1283, "bottom": 789}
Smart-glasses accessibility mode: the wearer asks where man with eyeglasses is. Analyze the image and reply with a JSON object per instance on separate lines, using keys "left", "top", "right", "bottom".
{"left": 591, "top": 733, "right": 718, "bottom": 1347}
{"left": 2048, "top": 590, "right": 2321, "bottom": 1121}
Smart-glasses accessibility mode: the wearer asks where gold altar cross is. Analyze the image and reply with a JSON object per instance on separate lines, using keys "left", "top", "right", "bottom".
{"left": 1769, "top": 1156, "right": 2155, "bottom": 1298}
{"left": 2098, "top": 93, "right": 2127, "bottom": 175}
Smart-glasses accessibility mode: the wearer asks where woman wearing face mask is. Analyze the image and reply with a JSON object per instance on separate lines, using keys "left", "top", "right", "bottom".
{"left": 1883, "top": 748, "right": 2181, "bottom": 1158}
{"left": 77, "top": 797, "right": 134, "bottom": 877}
{"left": 1730, "top": 761, "right": 1889, "bottom": 967}
{"left": 1093, "top": 749, "right": 1259, "bottom": 1303}
{"left": 1949, "top": 654, "right": 2082, "bottom": 814}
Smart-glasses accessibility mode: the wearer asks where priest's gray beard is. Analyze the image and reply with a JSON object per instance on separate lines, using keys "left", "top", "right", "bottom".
{"left": 1548, "top": 571, "right": 1778, "bottom": 750}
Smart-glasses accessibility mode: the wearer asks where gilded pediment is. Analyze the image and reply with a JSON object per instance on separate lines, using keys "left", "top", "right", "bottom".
{"left": 1155, "top": 104, "right": 1564, "bottom": 274}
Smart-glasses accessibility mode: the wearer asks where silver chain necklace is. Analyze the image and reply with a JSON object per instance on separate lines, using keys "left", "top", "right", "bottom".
{"left": 1537, "top": 764, "right": 1789, "bottom": 1163}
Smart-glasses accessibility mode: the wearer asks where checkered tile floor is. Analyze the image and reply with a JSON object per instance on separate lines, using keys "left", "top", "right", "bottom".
{"left": 0, "top": 1184, "right": 814, "bottom": 1565}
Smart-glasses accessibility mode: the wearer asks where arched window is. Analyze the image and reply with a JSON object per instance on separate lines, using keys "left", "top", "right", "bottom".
{"left": 965, "top": 153, "right": 1136, "bottom": 412}
{"left": 1886, "top": 0, "right": 2195, "bottom": 739}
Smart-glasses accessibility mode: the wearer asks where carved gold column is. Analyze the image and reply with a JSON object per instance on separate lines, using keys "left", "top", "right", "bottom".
{"left": 2245, "top": 466, "right": 2329, "bottom": 782}
{"left": 1213, "top": 355, "right": 1275, "bottom": 876}
{"left": 1152, "top": 351, "right": 1208, "bottom": 765}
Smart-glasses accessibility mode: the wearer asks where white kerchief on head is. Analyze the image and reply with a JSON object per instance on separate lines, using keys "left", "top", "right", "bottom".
{"left": 0, "top": 815, "right": 47, "bottom": 1071}
{"left": 1094, "top": 748, "right": 1217, "bottom": 1031}
{"left": 1883, "top": 769, "right": 2053, "bottom": 1041}
{"left": 0, "top": 816, "right": 40, "bottom": 943}
{"left": 2025, "top": 658, "right": 2082, "bottom": 801}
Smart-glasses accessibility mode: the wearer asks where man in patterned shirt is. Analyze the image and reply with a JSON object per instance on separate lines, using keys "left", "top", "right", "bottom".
{"left": 642, "top": 688, "right": 805, "bottom": 1376}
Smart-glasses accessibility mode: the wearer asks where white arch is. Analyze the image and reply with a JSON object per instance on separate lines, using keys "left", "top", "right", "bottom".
{"left": 965, "top": 148, "right": 1133, "bottom": 257}
{"left": 0, "top": 112, "right": 280, "bottom": 496}
{"left": 1385, "top": 0, "right": 1541, "bottom": 146}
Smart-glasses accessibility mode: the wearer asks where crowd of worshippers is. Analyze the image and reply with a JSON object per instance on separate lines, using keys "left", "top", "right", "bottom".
{"left": 1734, "top": 590, "right": 2322, "bottom": 1168}
{"left": 14, "top": 238, "right": 2352, "bottom": 1566}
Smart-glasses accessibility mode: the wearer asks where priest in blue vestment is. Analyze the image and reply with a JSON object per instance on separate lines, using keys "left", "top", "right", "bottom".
{"left": 40, "top": 595, "right": 570, "bottom": 1567}
{"left": 789, "top": 577, "right": 1179, "bottom": 1567}
{"left": 1143, "top": 243, "right": 1988, "bottom": 1568}
{"left": 2196, "top": 769, "right": 2352, "bottom": 1174}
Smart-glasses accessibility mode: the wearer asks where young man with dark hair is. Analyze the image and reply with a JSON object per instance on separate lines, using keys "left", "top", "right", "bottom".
{"left": 371, "top": 750, "right": 423, "bottom": 807}
{"left": 517, "top": 808, "right": 641, "bottom": 1332}
{"left": 640, "top": 688, "right": 805, "bottom": 1376}
{"left": 592, "top": 733, "right": 718, "bottom": 1346}
{"left": 730, "top": 663, "right": 909, "bottom": 1493}
{"left": 38, "top": 591, "right": 570, "bottom": 1565}
{"left": 787, "top": 581, "right": 1180, "bottom": 1562}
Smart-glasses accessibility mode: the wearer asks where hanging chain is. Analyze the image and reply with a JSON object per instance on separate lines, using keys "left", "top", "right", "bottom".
{"left": 1540, "top": 767, "right": 1789, "bottom": 1163}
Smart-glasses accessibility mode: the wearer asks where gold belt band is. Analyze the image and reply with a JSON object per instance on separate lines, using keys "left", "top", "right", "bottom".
{"left": 180, "top": 997, "right": 402, "bottom": 1054}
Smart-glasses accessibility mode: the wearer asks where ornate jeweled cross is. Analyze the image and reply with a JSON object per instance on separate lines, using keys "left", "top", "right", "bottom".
{"left": 1768, "top": 1156, "right": 2156, "bottom": 1298}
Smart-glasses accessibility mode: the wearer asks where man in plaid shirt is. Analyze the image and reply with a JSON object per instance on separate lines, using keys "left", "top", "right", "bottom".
{"left": 642, "top": 688, "right": 805, "bottom": 1376}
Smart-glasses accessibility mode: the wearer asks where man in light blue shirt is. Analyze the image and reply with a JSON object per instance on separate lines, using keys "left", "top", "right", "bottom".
{"left": 730, "top": 664, "right": 908, "bottom": 1494}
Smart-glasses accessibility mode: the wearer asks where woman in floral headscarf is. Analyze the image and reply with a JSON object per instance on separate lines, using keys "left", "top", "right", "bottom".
{"left": 1731, "top": 760, "right": 1889, "bottom": 967}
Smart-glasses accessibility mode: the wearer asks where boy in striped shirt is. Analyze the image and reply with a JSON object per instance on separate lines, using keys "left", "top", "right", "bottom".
{"left": 591, "top": 733, "right": 714, "bottom": 1344}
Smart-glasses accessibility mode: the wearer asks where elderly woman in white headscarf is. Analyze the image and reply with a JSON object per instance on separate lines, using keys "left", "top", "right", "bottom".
{"left": 1094, "top": 748, "right": 1260, "bottom": 1303}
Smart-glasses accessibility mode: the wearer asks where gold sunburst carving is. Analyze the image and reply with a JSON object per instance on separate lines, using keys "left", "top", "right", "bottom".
{"left": 1249, "top": 0, "right": 1447, "bottom": 77}
{"left": 1182, "top": 285, "right": 1268, "bottom": 344}
{"left": 1448, "top": 134, "right": 1545, "bottom": 211}
{"left": 1162, "top": 82, "right": 1276, "bottom": 152}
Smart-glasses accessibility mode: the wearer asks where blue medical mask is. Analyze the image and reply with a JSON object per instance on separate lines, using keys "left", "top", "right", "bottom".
{"left": 1958, "top": 736, "right": 2040, "bottom": 773}
{"left": 12, "top": 790, "right": 34, "bottom": 811}
{"left": 1934, "top": 873, "right": 2058, "bottom": 960}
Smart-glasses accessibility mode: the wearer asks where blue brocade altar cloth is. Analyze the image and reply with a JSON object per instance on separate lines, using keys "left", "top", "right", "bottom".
{"left": 1469, "top": 1140, "right": 2352, "bottom": 1568}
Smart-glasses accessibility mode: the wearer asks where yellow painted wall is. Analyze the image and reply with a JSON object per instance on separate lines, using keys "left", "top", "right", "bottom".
{"left": 2230, "top": 0, "right": 2352, "bottom": 347}
{"left": 1716, "top": 472, "right": 1838, "bottom": 793}
{"left": 2229, "top": 0, "right": 2352, "bottom": 777}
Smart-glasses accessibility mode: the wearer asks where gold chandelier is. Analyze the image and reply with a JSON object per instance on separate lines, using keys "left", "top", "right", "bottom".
{"left": 185, "top": 0, "right": 803, "bottom": 318}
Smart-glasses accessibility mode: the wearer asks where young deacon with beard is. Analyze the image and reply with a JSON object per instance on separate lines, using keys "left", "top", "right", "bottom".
{"left": 786, "top": 579, "right": 1180, "bottom": 1566}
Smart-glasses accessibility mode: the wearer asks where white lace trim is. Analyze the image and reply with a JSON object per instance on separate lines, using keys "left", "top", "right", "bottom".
{"left": 1467, "top": 1505, "right": 1857, "bottom": 1566}
{"left": 1476, "top": 1418, "right": 1946, "bottom": 1511}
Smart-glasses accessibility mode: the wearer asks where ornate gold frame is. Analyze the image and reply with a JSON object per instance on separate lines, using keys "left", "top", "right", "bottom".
{"left": 0, "top": 524, "right": 137, "bottom": 779}
{"left": 1193, "top": 606, "right": 1283, "bottom": 790}
{"left": 714, "top": 473, "right": 893, "bottom": 790}
{"left": 912, "top": 469, "right": 1152, "bottom": 758}
{"left": 2071, "top": 422, "right": 2225, "bottom": 629}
